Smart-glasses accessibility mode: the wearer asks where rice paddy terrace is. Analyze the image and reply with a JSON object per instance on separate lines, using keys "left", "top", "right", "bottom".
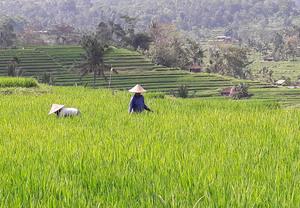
{"left": 250, "top": 53, "right": 300, "bottom": 80}
{"left": 0, "top": 46, "right": 262, "bottom": 90}
{"left": 0, "top": 46, "right": 300, "bottom": 107}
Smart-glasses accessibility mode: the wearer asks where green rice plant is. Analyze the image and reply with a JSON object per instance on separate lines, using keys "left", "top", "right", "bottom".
{"left": 0, "top": 77, "right": 38, "bottom": 88}
{"left": 0, "top": 87, "right": 299, "bottom": 207}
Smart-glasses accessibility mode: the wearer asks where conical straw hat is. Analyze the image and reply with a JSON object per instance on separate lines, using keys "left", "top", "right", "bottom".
{"left": 129, "top": 84, "right": 146, "bottom": 93}
{"left": 48, "top": 104, "right": 65, "bottom": 115}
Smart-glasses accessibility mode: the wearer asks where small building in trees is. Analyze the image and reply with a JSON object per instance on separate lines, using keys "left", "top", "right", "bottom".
{"left": 275, "top": 80, "right": 287, "bottom": 86}
{"left": 220, "top": 87, "right": 233, "bottom": 96}
{"left": 189, "top": 64, "right": 202, "bottom": 73}
{"left": 220, "top": 84, "right": 250, "bottom": 99}
{"left": 221, "top": 86, "right": 239, "bottom": 97}
{"left": 263, "top": 56, "right": 274, "bottom": 62}
{"left": 216, "top": 36, "right": 232, "bottom": 43}
{"left": 220, "top": 87, "right": 239, "bottom": 97}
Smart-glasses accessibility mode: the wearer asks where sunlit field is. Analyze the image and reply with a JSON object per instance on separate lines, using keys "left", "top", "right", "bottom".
{"left": 0, "top": 87, "right": 300, "bottom": 207}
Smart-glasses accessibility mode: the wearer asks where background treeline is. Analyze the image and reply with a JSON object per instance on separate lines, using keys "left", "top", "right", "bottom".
{"left": 0, "top": 0, "right": 299, "bottom": 32}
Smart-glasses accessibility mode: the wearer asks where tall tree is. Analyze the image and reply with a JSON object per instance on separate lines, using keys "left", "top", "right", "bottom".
{"left": 96, "top": 21, "right": 127, "bottom": 47}
{"left": 75, "top": 35, "right": 108, "bottom": 88}
{"left": 131, "top": 33, "right": 152, "bottom": 50}
{"left": 187, "top": 39, "right": 205, "bottom": 65}
{"left": 273, "top": 32, "right": 285, "bottom": 60}
{"left": 209, "top": 45, "right": 253, "bottom": 79}
{"left": 7, "top": 57, "right": 23, "bottom": 77}
{"left": 96, "top": 22, "right": 113, "bottom": 46}
{"left": 0, "top": 19, "right": 16, "bottom": 48}
{"left": 285, "top": 36, "right": 298, "bottom": 61}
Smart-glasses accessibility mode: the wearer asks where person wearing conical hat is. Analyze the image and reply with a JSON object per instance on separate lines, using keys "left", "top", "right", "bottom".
{"left": 48, "top": 104, "right": 80, "bottom": 117}
{"left": 128, "top": 84, "right": 152, "bottom": 113}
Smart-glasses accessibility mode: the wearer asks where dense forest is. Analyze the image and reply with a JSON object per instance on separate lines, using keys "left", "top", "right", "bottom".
{"left": 1, "top": 0, "right": 300, "bottom": 33}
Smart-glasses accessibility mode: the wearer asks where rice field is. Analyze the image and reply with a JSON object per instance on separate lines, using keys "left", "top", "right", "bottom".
{"left": 0, "top": 86, "right": 300, "bottom": 207}
{"left": 0, "top": 46, "right": 265, "bottom": 91}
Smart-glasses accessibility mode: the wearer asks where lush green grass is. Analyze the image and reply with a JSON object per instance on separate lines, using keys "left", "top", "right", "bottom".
{"left": 0, "top": 87, "right": 300, "bottom": 207}
{"left": 0, "top": 77, "right": 38, "bottom": 88}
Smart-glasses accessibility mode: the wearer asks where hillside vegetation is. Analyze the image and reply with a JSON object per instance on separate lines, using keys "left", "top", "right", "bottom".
{"left": 1, "top": 0, "right": 299, "bottom": 32}
{"left": 2, "top": 46, "right": 300, "bottom": 107}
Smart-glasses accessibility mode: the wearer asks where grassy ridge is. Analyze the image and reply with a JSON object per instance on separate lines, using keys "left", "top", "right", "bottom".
{"left": 0, "top": 87, "right": 299, "bottom": 207}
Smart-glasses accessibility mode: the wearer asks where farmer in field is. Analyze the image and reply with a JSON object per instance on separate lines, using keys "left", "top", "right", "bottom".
{"left": 128, "top": 84, "right": 152, "bottom": 113}
{"left": 48, "top": 104, "right": 80, "bottom": 117}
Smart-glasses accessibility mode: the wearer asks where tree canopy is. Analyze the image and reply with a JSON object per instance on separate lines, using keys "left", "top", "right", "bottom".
{"left": 0, "top": 0, "right": 299, "bottom": 32}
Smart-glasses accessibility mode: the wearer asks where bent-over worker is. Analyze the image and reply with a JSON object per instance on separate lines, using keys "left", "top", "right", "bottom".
{"left": 128, "top": 84, "right": 152, "bottom": 113}
{"left": 48, "top": 104, "right": 80, "bottom": 117}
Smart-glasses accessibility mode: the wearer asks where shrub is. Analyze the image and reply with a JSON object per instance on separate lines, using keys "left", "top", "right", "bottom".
{"left": 231, "top": 83, "right": 250, "bottom": 100}
{"left": 0, "top": 77, "right": 38, "bottom": 88}
{"left": 170, "top": 85, "right": 189, "bottom": 98}
{"left": 40, "top": 73, "right": 55, "bottom": 85}
{"left": 7, "top": 57, "right": 23, "bottom": 77}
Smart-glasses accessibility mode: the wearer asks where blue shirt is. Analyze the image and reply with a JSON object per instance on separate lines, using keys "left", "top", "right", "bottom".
{"left": 129, "top": 95, "right": 150, "bottom": 113}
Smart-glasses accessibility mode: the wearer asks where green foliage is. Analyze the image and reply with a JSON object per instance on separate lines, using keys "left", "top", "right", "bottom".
{"left": 148, "top": 23, "right": 204, "bottom": 69}
{"left": 273, "top": 32, "right": 286, "bottom": 61}
{"left": 171, "top": 84, "right": 189, "bottom": 98}
{"left": 177, "top": 84, "right": 189, "bottom": 98}
{"left": 247, "top": 26, "right": 300, "bottom": 62}
{"left": 209, "top": 44, "right": 253, "bottom": 79}
{"left": 131, "top": 33, "right": 152, "bottom": 50}
{"left": 257, "top": 67, "right": 274, "bottom": 83}
{"left": 0, "top": 0, "right": 299, "bottom": 32}
{"left": 0, "top": 77, "right": 38, "bottom": 88}
{"left": 96, "top": 21, "right": 127, "bottom": 47}
{"left": 187, "top": 39, "right": 205, "bottom": 65}
{"left": 75, "top": 35, "right": 108, "bottom": 87}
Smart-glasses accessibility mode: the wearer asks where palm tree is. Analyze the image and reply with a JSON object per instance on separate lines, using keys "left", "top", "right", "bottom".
{"left": 75, "top": 35, "right": 108, "bottom": 88}
{"left": 8, "top": 56, "right": 23, "bottom": 77}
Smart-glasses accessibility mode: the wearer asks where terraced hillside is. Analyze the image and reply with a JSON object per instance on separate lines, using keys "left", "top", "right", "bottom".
{"left": 250, "top": 53, "right": 300, "bottom": 81}
{"left": 0, "top": 46, "right": 264, "bottom": 92}
{"left": 0, "top": 46, "right": 261, "bottom": 91}
{"left": 1, "top": 46, "right": 300, "bottom": 107}
{"left": 0, "top": 46, "right": 164, "bottom": 86}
